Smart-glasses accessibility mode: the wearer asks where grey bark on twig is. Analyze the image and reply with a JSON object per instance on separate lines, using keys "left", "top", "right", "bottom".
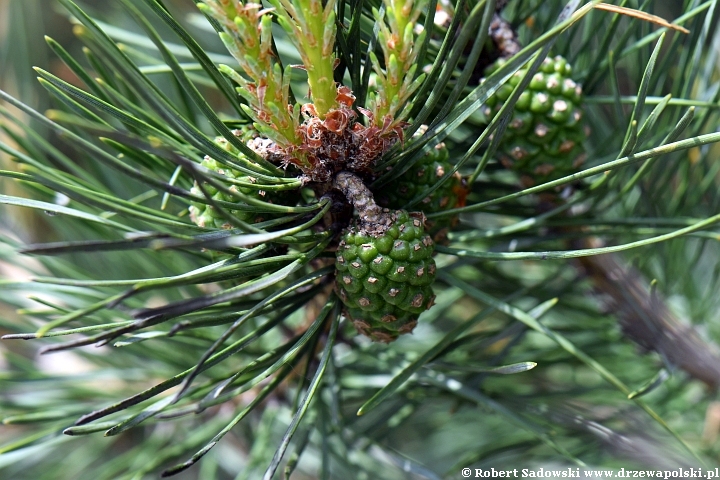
{"left": 579, "top": 254, "right": 720, "bottom": 389}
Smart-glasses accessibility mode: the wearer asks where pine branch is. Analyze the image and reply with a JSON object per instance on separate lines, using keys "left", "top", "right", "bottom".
{"left": 580, "top": 253, "right": 720, "bottom": 389}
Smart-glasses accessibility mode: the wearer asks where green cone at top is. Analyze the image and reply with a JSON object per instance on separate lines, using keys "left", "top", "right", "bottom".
{"left": 188, "top": 134, "right": 285, "bottom": 229}
{"left": 377, "top": 143, "right": 468, "bottom": 242}
{"left": 335, "top": 210, "right": 437, "bottom": 343}
{"left": 483, "top": 55, "right": 586, "bottom": 183}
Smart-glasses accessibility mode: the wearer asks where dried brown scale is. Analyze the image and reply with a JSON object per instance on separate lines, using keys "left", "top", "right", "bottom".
{"left": 266, "top": 86, "right": 400, "bottom": 183}
{"left": 489, "top": 13, "right": 521, "bottom": 58}
{"left": 246, "top": 137, "right": 285, "bottom": 165}
{"left": 295, "top": 108, "right": 360, "bottom": 183}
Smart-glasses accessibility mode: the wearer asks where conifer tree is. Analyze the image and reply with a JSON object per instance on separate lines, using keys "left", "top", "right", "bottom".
{"left": 1, "top": 1, "right": 720, "bottom": 478}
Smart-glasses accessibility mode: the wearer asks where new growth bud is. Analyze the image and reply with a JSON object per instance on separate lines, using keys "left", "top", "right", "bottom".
{"left": 200, "top": 0, "right": 300, "bottom": 147}
{"left": 369, "top": 0, "right": 429, "bottom": 130}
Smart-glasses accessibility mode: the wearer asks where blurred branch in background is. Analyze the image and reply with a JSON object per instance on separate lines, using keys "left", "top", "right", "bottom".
{"left": 580, "top": 253, "right": 720, "bottom": 389}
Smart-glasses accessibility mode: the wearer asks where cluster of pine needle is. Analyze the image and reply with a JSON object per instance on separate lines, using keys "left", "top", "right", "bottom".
{"left": 1, "top": 0, "right": 720, "bottom": 479}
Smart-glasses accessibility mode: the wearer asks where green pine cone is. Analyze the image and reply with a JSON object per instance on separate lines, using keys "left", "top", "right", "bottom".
{"left": 188, "top": 135, "right": 283, "bottom": 229}
{"left": 483, "top": 55, "right": 586, "bottom": 182}
{"left": 335, "top": 210, "right": 437, "bottom": 343}
{"left": 377, "top": 144, "right": 468, "bottom": 242}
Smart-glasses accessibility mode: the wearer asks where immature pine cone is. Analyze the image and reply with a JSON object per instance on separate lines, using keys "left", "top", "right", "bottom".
{"left": 335, "top": 209, "right": 437, "bottom": 343}
{"left": 189, "top": 135, "right": 286, "bottom": 229}
{"left": 483, "top": 55, "right": 586, "bottom": 182}
{"left": 377, "top": 142, "right": 468, "bottom": 242}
